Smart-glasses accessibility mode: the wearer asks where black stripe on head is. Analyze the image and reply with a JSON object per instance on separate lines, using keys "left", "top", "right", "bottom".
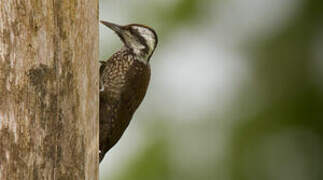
{"left": 130, "top": 24, "right": 158, "bottom": 49}
{"left": 125, "top": 24, "right": 158, "bottom": 60}
{"left": 136, "top": 25, "right": 158, "bottom": 60}
{"left": 129, "top": 27, "right": 150, "bottom": 55}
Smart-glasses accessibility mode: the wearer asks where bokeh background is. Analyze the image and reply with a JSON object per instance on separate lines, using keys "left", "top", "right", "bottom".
{"left": 99, "top": 0, "right": 323, "bottom": 179}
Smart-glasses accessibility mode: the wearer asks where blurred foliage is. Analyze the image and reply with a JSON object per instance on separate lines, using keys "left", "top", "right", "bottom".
{"left": 101, "top": 0, "right": 323, "bottom": 179}
{"left": 230, "top": 0, "right": 323, "bottom": 179}
{"left": 113, "top": 137, "right": 170, "bottom": 180}
{"left": 230, "top": 93, "right": 323, "bottom": 180}
{"left": 129, "top": 0, "right": 210, "bottom": 40}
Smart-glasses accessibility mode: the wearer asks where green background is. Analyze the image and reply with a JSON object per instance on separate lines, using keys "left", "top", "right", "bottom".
{"left": 99, "top": 0, "right": 323, "bottom": 179}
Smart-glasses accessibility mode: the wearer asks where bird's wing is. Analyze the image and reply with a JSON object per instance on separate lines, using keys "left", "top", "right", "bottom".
{"left": 99, "top": 61, "right": 106, "bottom": 75}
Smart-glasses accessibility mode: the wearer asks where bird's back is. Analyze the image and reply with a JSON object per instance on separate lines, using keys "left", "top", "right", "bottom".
{"left": 99, "top": 48, "right": 150, "bottom": 161}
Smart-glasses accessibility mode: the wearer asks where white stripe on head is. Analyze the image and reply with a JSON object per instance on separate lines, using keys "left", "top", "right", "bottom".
{"left": 132, "top": 26, "right": 156, "bottom": 54}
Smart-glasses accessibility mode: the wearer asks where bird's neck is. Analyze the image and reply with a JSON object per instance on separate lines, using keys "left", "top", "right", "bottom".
{"left": 122, "top": 46, "right": 150, "bottom": 64}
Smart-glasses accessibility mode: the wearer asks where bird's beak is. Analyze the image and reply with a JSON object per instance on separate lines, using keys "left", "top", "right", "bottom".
{"left": 100, "top": 20, "right": 123, "bottom": 34}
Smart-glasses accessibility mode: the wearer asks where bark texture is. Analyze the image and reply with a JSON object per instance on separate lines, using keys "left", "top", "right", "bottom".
{"left": 0, "top": 0, "right": 99, "bottom": 179}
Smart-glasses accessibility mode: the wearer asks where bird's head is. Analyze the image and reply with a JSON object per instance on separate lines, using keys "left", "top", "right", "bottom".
{"left": 101, "top": 20, "right": 158, "bottom": 62}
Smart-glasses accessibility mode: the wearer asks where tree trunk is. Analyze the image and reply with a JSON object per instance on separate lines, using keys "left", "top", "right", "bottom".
{"left": 0, "top": 0, "right": 99, "bottom": 179}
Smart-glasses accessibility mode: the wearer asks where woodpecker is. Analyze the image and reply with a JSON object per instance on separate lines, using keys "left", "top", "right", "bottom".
{"left": 99, "top": 21, "right": 158, "bottom": 162}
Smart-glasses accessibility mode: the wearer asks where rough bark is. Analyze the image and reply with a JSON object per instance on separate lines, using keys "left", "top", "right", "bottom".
{"left": 0, "top": 0, "right": 99, "bottom": 179}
